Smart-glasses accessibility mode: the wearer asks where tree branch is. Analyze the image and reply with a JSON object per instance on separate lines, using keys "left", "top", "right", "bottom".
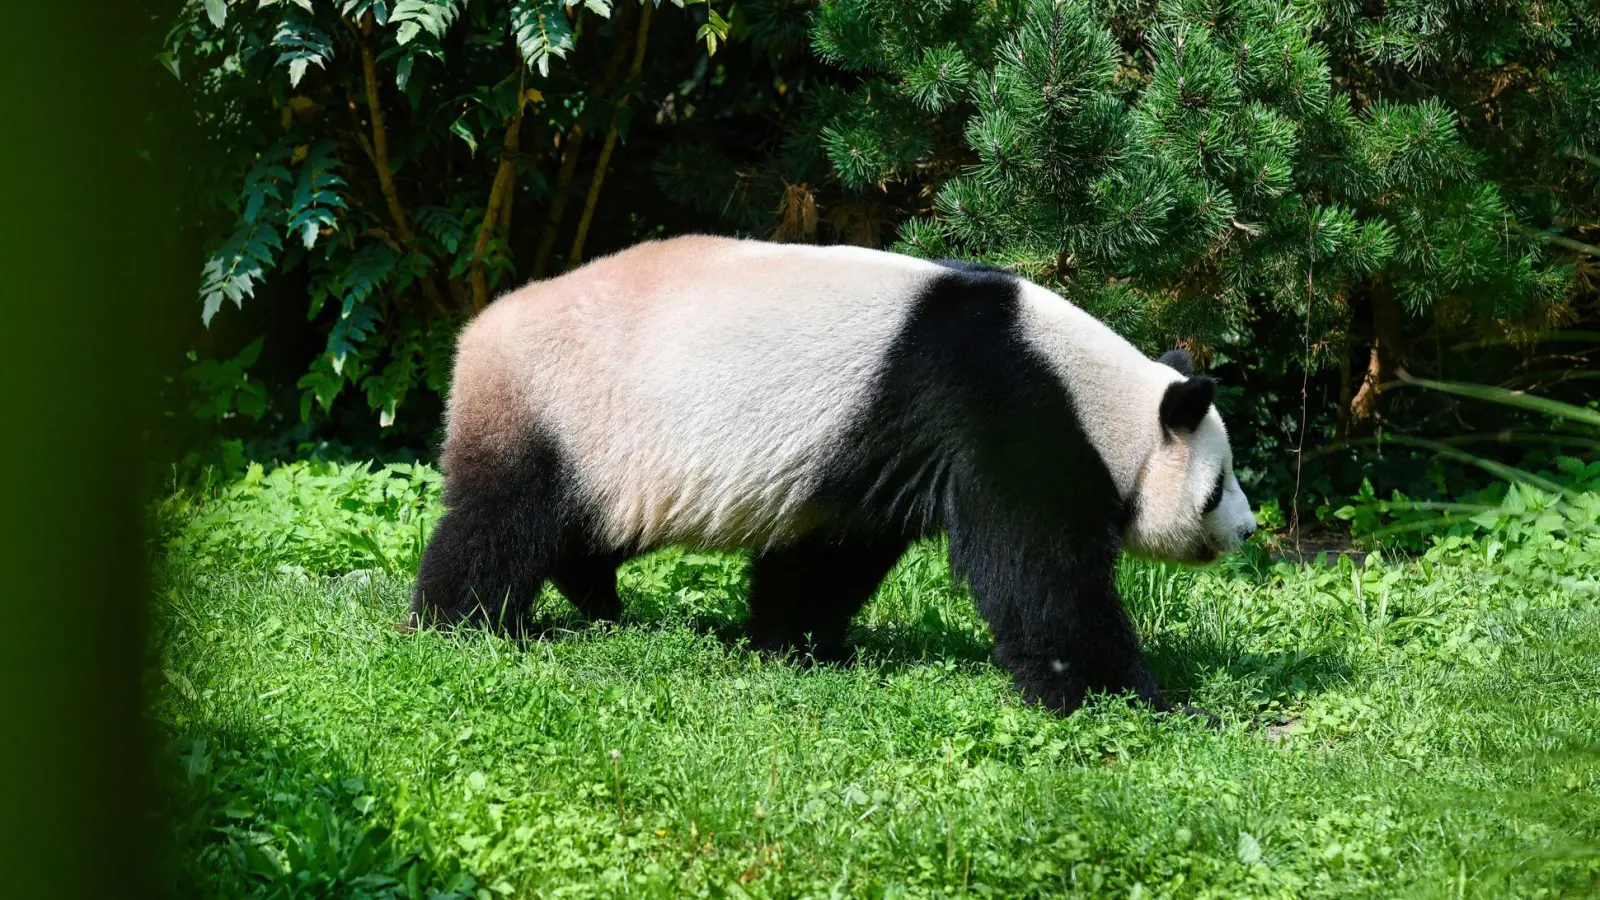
{"left": 1348, "top": 286, "right": 1405, "bottom": 424}
{"left": 1513, "top": 221, "right": 1600, "bottom": 259}
{"left": 355, "top": 21, "right": 449, "bottom": 315}
{"left": 358, "top": 37, "right": 411, "bottom": 239}
{"left": 470, "top": 69, "right": 528, "bottom": 313}
{"left": 531, "top": 5, "right": 636, "bottom": 279}
{"left": 566, "top": 0, "right": 654, "bottom": 271}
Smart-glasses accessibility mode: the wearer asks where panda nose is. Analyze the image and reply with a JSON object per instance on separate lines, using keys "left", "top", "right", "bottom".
{"left": 1239, "top": 521, "right": 1257, "bottom": 541}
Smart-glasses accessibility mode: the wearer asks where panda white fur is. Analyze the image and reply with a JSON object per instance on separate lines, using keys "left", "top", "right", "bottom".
{"left": 413, "top": 235, "right": 1256, "bottom": 714}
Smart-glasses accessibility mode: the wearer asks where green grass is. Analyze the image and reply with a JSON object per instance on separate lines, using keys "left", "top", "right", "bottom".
{"left": 153, "top": 464, "right": 1600, "bottom": 898}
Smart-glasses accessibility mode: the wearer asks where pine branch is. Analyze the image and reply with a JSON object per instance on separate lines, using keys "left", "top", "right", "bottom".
{"left": 567, "top": 0, "right": 654, "bottom": 271}
{"left": 1567, "top": 148, "right": 1600, "bottom": 170}
{"left": 470, "top": 67, "right": 528, "bottom": 313}
{"left": 1512, "top": 221, "right": 1600, "bottom": 259}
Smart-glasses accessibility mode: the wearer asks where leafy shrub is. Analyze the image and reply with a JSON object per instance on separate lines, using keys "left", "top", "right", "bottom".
{"left": 1331, "top": 372, "right": 1600, "bottom": 585}
{"left": 159, "top": 459, "right": 443, "bottom": 576}
{"left": 1338, "top": 460, "right": 1600, "bottom": 586}
{"left": 166, "top": 0, "right": 812, "bottom": 444}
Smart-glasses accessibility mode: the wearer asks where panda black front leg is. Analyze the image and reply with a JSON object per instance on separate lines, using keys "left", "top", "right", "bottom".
{"left": 745, "top": 537, "right": 909, "bottom": 664}
{"left": 950, "top": 520, "right": 1168, "bottom": 715}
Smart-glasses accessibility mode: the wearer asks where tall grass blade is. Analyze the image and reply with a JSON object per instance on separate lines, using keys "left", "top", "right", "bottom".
{"left": 1394, "top": 371, "right": 1600, "bottom": 428}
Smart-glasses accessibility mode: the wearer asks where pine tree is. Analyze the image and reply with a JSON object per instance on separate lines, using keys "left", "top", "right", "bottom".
{"left": 808, "top": 0, "right": 1596, "bottom": 429}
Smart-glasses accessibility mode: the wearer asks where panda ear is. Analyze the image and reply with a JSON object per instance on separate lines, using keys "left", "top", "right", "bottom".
{"left": 1157, "top": 349, "right": 1193, "bottom": 376}
{"left": 1159, "top": 376, "right": 1215, "bottom": 434}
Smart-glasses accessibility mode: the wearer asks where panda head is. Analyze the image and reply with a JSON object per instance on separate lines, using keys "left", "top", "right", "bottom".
{"left": 1121, "top": 350, "right": 1257, "bottom": 565}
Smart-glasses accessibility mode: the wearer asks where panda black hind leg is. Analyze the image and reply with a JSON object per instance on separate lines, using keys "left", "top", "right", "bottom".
{"left": 745, "top": 537, "right": 908, "bottom": 663}
{"left": 410, "top": 438, "right": 570, "bottom": 636}
{"left": 550, "top": 551, "right": 627, "bottom": 622}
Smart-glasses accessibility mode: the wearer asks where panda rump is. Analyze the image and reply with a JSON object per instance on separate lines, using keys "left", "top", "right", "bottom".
{"left": 413, "top": 235, "right": 1234, "bottom": 715}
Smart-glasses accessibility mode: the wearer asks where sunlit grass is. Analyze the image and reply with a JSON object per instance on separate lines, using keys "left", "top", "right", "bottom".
{"left": 154, "top": 534, "right": 1600, "bottom": 898}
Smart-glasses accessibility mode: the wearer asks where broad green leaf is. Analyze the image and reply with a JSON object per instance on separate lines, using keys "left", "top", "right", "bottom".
{"left": 510, "top": 0, "right": 577, "bottom": 76}
{"left": 201, "top": 291, "right": 224, "bottom": 326}
{"left": 236, "top": 336, "right": 265, "bottom": 368}
{"left": 450, "top": 116, "right": 478, "bottom": 153}
{"left": 203, "top": 0, "right": 227, "bottom": 28}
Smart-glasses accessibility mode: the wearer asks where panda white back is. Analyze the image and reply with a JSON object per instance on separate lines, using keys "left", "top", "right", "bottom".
{"left": 449, "top": 236, "right": 935, "bottom": 549}
{"left": 448, "top": 235, "right": 1251, "bottom": 559}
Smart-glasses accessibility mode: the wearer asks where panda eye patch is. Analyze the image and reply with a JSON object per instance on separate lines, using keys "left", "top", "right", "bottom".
{"left": 1203, "top": 471, "right": 1226, "bottom": 513}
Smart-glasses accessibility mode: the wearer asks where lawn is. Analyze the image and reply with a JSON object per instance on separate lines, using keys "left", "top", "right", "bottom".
{"left": 152, "top": 462, "right": 1600, "bottom": 898}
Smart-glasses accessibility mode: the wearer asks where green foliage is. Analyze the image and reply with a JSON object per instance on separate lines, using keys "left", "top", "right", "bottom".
{"left": 167, "top": 0, "right": 1600, "bottom": 521}
{"left": 158, "top": 459, "right": 442, "bottom": 576}
{"left": 168, "top": 0, "right": 809, "bottom": 446}
{"left": 1333, "top": 369, "right": 1600, "bottom": 572}
{"left": 794, "top": 0, "right": 1600, "bottom": 513}
{"left": 153, "top": 461, "right": 1600, "bottom": 896}
{"left": 1339, "top": 461, "right": 1600, "bottom": 575}
{"left": 813, "top": 0, "right": 1589, "bottom": 353}
{"left": 286, "top": 139, "right": 348, "bottom": 250}
{"left": 199, "top": 140, "right": 291, "bottom": 326}
{"left": 184, "top": 337, "right": 268, "bottom": 424}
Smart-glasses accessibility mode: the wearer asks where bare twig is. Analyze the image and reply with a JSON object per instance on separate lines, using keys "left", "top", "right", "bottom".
{"left": 1290, "top": 240, "right": 1313, "bottom": 559}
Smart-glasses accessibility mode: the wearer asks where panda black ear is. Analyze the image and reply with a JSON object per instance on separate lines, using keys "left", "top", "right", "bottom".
{"left": 1157, "top": 349, "right": 1193, "bottom": 376}
{"left": 1160, "top": 376, "right": 1215, "bottom": 434}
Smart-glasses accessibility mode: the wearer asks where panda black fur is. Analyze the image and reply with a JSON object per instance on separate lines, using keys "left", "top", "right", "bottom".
{"left": 413, "top": 236, "right": 1256, "bottom": 714}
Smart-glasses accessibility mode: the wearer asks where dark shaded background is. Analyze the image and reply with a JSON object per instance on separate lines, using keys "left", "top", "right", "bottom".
{"left": 0, "top": 4, "right": 186, "bottom": 897}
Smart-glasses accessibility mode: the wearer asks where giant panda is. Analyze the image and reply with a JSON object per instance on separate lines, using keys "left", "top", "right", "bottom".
{"left": 412, "top": 236, "right": 1256, "bottom": 715}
